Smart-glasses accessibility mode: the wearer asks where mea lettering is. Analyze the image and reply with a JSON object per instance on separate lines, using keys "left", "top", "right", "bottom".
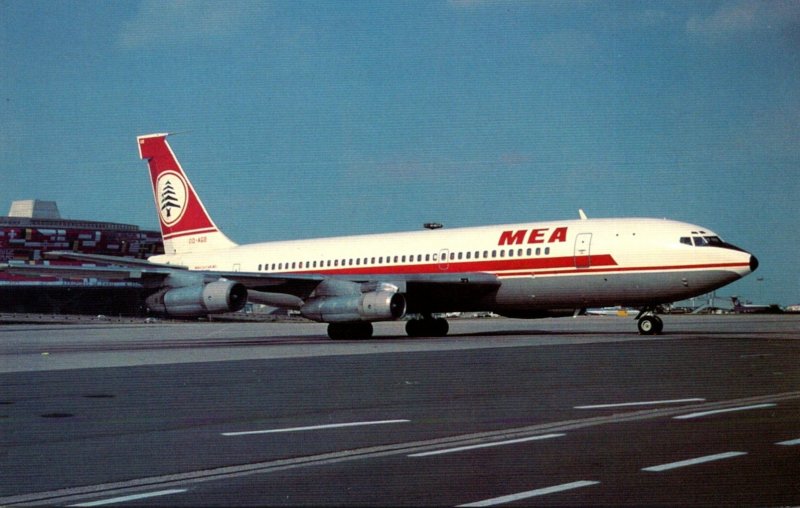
{"left": 498, "top": 227, "right": 567, "bottom": 246}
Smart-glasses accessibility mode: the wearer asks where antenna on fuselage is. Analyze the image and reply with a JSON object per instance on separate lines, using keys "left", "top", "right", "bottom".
{"left": 578, "top": 209, "right": 588, "bottom": 220}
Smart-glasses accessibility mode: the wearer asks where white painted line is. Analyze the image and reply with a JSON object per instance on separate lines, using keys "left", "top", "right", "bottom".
{"left": 409, "top": 433, "right": 565, "bottom": 457}
{"left": 457, "top": 480, "right": 599, "bottom": 507}
{"left": 575, "top": 398, "right": 705, "bottom": 409}
{"left": 222, "top": 419, "right": 410, "bottom": 436}
{"left": 642, "top": 452, "right": 747, "bottom": 472}
{"left": 68, "top": 489, "right": 187, "bottom": 506}
{"left": 673, "top": 403, "right": 776, "bottom": 419}
{"left": 776, "top": 438, "right": 800, "bottom": 446}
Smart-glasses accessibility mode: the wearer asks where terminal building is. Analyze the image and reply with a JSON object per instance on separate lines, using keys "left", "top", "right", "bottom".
{"left": 0, "top": 200, "right": 163, "bottom": 315}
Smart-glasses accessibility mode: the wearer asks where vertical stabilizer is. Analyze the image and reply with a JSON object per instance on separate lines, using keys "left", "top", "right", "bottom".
{"left": 137, "top": 133, "right": 237, "bottom": 255}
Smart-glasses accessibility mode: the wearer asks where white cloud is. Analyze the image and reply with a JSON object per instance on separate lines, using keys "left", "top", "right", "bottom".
{"left": 686, "top": 0, "right": 800, "bottom": 40}
{"left": 117, "top": 0, "right": 260, "bottom": 49}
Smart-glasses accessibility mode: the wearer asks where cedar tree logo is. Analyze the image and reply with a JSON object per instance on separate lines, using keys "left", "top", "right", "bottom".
{"left": 156, "top": 170, "right": 188, "bottom": 227}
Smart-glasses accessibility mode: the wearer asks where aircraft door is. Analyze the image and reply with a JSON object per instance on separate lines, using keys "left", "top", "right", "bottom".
{"left": 574, "top": 233, "right": 592, "bottom": 268}
{"left": 439, "top": 249, "right": 449, "bottom": 271}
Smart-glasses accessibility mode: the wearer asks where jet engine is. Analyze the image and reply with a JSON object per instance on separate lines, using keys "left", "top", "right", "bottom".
{"left": 300, "top": 291, "right": 407, "bottom": 323}
{"left": 146, "top": 280, "right": 248, "bottom": 317}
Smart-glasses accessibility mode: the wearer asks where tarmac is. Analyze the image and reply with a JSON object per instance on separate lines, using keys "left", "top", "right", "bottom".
{"left": 1, "top": 314, "right": 798, "bottom": 506}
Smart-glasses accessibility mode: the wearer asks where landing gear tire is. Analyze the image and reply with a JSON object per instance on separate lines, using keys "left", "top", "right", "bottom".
{"left": 327, "top": 322, "right": 373, "bottom": 340}
{"left": 637, "top": 315, "right": 663, "bottom": 335}
{"left": 406, "top": 317, "right": 449, "bottom": 337}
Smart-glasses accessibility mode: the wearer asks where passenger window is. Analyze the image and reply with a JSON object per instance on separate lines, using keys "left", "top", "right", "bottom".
{"left": 458, "top": 252, "right": 463, "bottom": 260}
{"left": 425, "top": 254, "right": 430, "bottom": 261}
{"left": 545, "top": 247, "right": 550, "bottom": 255}
{"left": 536, "top": 248, "right": 541, "bottom": 255}
{"left": 492, "top": 250, "right": 496, "bottom": 257}
{"left": 258, "top": 264, "right": 262, "bottom": 271}
{"left": 500, "top": 250, "right": 505, "bottom": 258}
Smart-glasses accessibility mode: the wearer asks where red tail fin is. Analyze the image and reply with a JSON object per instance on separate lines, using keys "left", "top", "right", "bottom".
{"left": 137, "top": 133, "right": 236, "bottom": 255}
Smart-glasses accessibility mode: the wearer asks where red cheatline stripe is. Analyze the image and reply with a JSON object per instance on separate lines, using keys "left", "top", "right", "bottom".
{"left": 267, "top": 255, "right": 617, "bottom": 276}
{"left": 262, "top": 255, "right": 748, "bottom": 278}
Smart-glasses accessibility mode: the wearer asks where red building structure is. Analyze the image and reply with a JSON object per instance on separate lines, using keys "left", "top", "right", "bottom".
{"left": 0, "top": 200, "right": 163, "bottom": 315}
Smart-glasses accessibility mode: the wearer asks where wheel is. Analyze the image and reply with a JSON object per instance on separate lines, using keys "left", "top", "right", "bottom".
{"left": 653, "top": 316, "right": 664, "bottom": 334}
{"left": 638, "top": 316, "right": 659, "bottom": 335}
{"left": 432, "top": 318, "right": 449, "bottom": 337}
{"left": 406, "top": 319, "right": 422, "bottom": 337}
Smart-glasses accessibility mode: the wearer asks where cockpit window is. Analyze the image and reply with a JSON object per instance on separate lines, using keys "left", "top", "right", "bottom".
{"left": 681, "top": 234, "right": 745, "bottom": 252}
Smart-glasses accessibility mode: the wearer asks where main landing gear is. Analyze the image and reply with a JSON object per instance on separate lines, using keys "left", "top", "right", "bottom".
{"left": 327, "top": 322, "right": 373, "bottom": 340}
{"left": 636, "top": 309, "right": 663, "bottom": 335}
{"left": 326, "top": 316, "right": 450, "bottom": 340}
{"left": 405, "top": 315, "right": 449, "bottom": 337}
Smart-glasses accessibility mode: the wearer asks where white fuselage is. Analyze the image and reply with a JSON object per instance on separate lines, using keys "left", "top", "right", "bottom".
{"left": 150, "top": 217, "right": 754, "bottom": 315}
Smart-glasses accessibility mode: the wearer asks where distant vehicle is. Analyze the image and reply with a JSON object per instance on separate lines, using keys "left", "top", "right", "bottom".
{"left": 731, "top": 297, "right": 783, "bottom": 314}
{"left": 2, "top": 133, "right": 758, "bottom": 338}
{"left": 585, "top": 306, "right": 639, "bottom": 317}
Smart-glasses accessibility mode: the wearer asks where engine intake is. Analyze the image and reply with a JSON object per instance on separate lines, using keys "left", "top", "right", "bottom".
{"left": 301, "top": 291, "right": 407, "bottom": 323}
{"left": 146, "top": 280, "right": 247, "bottom": 317}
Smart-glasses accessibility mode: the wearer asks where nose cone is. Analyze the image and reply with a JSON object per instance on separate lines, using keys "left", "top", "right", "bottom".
{"left": 750, "top": 255, "right": 759, "bottom": 272}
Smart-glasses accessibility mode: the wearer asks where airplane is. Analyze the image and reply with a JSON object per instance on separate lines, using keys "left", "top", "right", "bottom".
{"left": 730, "top": 296, "right": 782, "bottom": 314}
{"left": 1, "top": 133, "right": 759, "bottom": 339}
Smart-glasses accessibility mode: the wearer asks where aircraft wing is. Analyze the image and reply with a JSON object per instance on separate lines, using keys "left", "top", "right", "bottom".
{"left": 1, "top": 261, "right": 162, "bottom": 282}
{"left": 209, "top": 270, "right": 500, "bottom": 307}
{"left": 4, "top": 250, "right": 500, "bottom": 313}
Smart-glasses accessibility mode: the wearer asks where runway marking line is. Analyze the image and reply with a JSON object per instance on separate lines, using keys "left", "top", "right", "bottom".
{"left": 408, "top": 433, "right": 565, "bottom": 457}
{"left": 673, "top": 403, "right": 776, "bottom": 420}
{"left": 574, "top": 398, "right": 705, "bottom": 409}
{"left": 457, "top": 480, "right": 600, "bottom": 507}
{"left": 776, "top": 438, "right": 800, "bottom": 446}
{"left": 642, "top": 452, "right": 747, "bottom": 472}
{"left": 67, "top": 489, "right": 187, "bottom": 506}
{"left": 222, "top": 419, "right": 410, "bottom": 436}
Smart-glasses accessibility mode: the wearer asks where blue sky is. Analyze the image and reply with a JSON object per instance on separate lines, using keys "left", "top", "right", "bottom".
{"left": 1, "top": 0, "right": 798, "bottom": 305}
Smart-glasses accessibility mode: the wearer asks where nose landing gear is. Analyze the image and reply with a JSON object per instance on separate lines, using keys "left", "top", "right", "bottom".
{"left": 636, "top": 311, "right": 663, "bottom": 335}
